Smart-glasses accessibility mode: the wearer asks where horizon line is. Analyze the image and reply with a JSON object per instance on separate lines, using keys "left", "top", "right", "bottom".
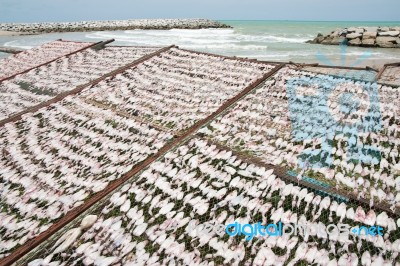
{"left": 219, "top": 19, "right": 400, "bottom": 22}
{"left": 1, "top": 19, "right": 400, "bottom": 24}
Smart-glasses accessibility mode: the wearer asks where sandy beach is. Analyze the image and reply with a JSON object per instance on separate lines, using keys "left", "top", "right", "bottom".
{"left": 0, "top": 30, "right": 27, "bottom": 36}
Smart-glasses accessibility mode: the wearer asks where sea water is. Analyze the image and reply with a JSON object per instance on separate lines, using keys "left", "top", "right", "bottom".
{"left": 1, "top": 20, "right": 400, "bottom": 66}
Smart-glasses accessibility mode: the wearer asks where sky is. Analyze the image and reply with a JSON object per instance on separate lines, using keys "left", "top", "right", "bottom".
{"left": 0, "top": 0, "right": 399, "bottom": 23}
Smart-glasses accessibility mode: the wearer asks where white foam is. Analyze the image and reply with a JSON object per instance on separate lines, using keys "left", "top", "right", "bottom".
{"left": 4, "top": 24, "right": 400, "bottom": 65}
{"left": 4, "top": 40, "right": 34, "bottom": 49}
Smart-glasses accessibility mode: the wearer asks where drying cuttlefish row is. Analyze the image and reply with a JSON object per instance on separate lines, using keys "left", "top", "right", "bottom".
{"left": 0, "top": 40, "right": 93, "bottom": 80}
{"left": 0, "top": 95, "right": 173, "bottom": 258}
{"left": 199, "top": 67, "right": 400, "bottom": 209}
{"left": 0, "top": 44, "right": 275, "bottom": 259}
{"left": 0, "top": 46, "right": 160, "bottom": 120}
{"left": 24, "top": 138, "right": 399, "bottom": 266}
{"left": 80, "top": 47, "right": 275, "bottom": 132}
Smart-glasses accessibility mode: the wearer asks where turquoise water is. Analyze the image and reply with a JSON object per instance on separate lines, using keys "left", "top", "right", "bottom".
{"left": 1, "top": 20, "right": 400, "bottom": 66}
{"left": 221, "top": 21, "right": 400, "bottom": 66}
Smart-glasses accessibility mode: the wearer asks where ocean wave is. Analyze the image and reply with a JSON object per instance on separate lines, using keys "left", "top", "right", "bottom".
{"left": 168, "top": 28, "right": 235, "bottom": 35}
{"left": 4, "top": 40, "right": 34, "bottom": 49}
{"left": 233, "top": 34, "right": 309, "bottom": 43}
{"left": 180, "top": 38, "right": 240, "bottom": 44}
{"left": 180, "top": 44, "right": 268, "bottom": 51}
{"left": 5, "top": 25, "right": 400, "bottom": 65}
{"left": 315, "top": 50, "right": 382, "bottom": 56}
{"left": 261, "top": 36, "right": 309, "bottom": 43}
{"left": 235, "top": 54, "right": 290, "bottom": 58}
{"left": 86, "top": 31, "right": 308, "bottom": 48}
{"left": 122, "top": 28, "right": 236, "bottom": 38}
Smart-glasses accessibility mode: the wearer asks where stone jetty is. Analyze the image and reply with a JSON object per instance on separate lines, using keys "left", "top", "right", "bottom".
{"left": 308, "top": 26, "right": 400, "bottom": 48}
{"left": 0, "top": 19, "right": 231, "bottom": 34}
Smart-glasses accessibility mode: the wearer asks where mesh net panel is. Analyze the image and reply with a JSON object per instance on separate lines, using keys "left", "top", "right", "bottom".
{"left": 1, "top": 46, "right": 398, "bottom": 266}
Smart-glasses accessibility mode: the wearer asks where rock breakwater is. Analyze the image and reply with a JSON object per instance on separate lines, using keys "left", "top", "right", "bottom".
{"left": 308, "top": 26, "right": 400, "bottom": 48}
{"left": 0, "top": 19, "right": 231, "bottom": 34}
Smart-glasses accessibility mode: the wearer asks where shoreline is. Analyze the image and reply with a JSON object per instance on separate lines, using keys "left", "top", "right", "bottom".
{"left": 0, "top": 30, "right": 34, "bottom": 36}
